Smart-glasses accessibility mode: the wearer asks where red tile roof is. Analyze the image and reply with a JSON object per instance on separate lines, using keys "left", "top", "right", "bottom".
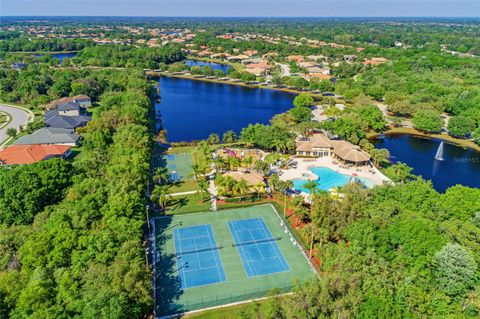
{"left": 0, "top": 144, "right": 71, "bottom": 165}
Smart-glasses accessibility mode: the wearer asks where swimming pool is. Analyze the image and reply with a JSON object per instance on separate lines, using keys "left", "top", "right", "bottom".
{"left": 292, "top": 167, "right": 374, "bottom": 193}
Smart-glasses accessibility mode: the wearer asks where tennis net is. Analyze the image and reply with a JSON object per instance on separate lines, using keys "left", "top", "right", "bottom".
{"left": 232, "top": 236, "right": 282, "bottom": 247}
{"left": 175, "top": 245, "right": 223, "bottom": 257}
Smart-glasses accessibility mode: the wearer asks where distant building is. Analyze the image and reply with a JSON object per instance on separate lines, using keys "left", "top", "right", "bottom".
{"left": 363, "top": 57, "right": 388, "bottom": 66}
{"left": 343, "top": 55, "right": 357, "bottom": 62}
{"left": 10, "top": 62, "right": 27, "bottom": 71}
{"left": 14, "top": 128, "right": 80, "bottom": 146}
{"left": 0, "top": 144, "right": 72, "bottom": 165}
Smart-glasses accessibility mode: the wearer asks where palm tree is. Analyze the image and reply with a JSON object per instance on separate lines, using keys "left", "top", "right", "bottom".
{"left": 370, "top": 148, "right": 390, "bottom": 167}
{"left": 392, "top": 162, "right": 413, "bottom": 182}
{"left": 191, "top": 163, "right": 201, "bottom": 180}
{"left": 233, "top": 179, "right": 250, "bottom": 201}
{"left": 216, "top": 175, "right": 236, "bottom": 196}
{"left": 150, "top": 184, "right": 171, "bottom": 210}
{"left": 214, "top": 156, "right": 226, "bottom": 172}
{"left": 154, "top": 167, "right": 169, "bottom": 184}
{"left": 243, "top": 156, "right": 253, "bottom": 169}
{"left": 198, "top": 179, "right": 210, "bottom": 202}
{"left": 303, "top": 180, "right": 318, "bottom": 196}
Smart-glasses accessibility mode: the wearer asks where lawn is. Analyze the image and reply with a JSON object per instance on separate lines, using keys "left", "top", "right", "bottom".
{"left": 166, "top": 192, "right": 210, "bottom": 215}
{"left": 153, "top": 204, "right": 315, "bottom": 316}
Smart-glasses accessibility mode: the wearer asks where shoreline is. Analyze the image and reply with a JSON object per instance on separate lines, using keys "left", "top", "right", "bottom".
{"left": 147, "top": 71, "right": 325, "bottom": 98}
{"left": 10, "top": 50, "right": 79, "bottom": 55}
{"left": 374, "top": 127, "right": 480, "bottom": 152}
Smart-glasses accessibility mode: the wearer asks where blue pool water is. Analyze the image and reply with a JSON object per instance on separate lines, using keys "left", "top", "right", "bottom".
{"left": 292, "top": 167, "right": 374, "bottom": 193}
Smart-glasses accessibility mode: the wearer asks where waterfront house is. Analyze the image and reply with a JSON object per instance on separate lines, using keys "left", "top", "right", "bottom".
{"left": 296, "top": 133, "right": 370, "bottom": 165}
{"left": 0, "top": 144, "right": 72, "bottom": 165}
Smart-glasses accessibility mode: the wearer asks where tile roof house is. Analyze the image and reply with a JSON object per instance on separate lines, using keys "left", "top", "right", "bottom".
{"left": 45, "top": 102, "right": 91, "bottom": 130}
{"left": 0, "top": 144, "right": 72, "bottom": 165}
{"left": 44, "top": 95, "right": 92, "bottom": 110}
{"left": 14, "top": 128, "right": 80, "bottom": 146}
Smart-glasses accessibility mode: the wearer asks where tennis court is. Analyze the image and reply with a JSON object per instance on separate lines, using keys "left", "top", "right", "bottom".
{"left": 229, "top": 218, "right": 290, "bottom": 277}
{"left": 154, "top": 204, "right": 315, "bottom": 316}
{"left": 174, "top": 224, "right": 226, "bottom": 288}
{"left": 164, "top": 153, "right": 193, "bottom": 181}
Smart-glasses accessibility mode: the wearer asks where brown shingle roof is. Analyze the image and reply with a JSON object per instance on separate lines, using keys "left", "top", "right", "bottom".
{"left": 332, "top": 140, "right": 370, "bottom": 163}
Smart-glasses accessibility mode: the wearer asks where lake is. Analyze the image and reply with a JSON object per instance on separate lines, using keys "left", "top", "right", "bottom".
{"left": 185, "top": 59, "right": 232, "bottom": 73}
{"left": 50, "top": 52, "right": 77, "bottom": 62}
{"left": 374, "top": 134, "right": 480, "bottom": 192}
{"left": 155, "top": 76, "right": 295, "bottom": 142}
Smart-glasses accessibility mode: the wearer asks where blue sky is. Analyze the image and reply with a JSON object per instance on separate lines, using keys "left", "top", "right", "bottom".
{"left": 2, "top": 1, "right": 479, "bottom": 17}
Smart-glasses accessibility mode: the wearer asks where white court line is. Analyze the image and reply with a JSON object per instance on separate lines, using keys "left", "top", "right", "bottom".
{"left": 173, "top": 229, "right": 187, "bottom": 289}
{"left": 229, "top": 221, "right": 255, "bottom": 277}
{"left": 205, "top": 226, "right": 224, "bottom": 282}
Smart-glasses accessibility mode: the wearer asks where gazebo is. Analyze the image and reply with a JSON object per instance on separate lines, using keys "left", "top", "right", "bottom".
{"left": 331, "top": 140, "right": 370, "bottom": 166}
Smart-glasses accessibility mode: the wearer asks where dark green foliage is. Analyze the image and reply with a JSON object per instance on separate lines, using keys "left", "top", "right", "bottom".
{"left": 448, "top": 115, "right": 475, "bottom": 138}
{"left": 0, "top": 159, "right": 73, "bottom": 225}
{"left": 0, "top": 70, "right": 152, "bottom": 318}
{"left": 412, "top": 109, "right": 444, "bottom": 133}
{"left": 75, "top": 44, "right": 185, "bottom": 69}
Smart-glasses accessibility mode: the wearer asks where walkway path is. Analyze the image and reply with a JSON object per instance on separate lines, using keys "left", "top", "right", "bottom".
{"left": 0, "top": 104, "right": 33, "bottom": 146}
{"left": 170, "top": 190, "right": 198, "bottom": 197}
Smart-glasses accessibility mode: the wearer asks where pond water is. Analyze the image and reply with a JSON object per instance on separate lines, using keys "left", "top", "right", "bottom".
{"left": 292, "top": 167, "right": 374, "bottom": 193}
{"left": 155, "top": 76, "right": 295, "bottom": 142}
{"left": 50, "top": 52, "right": 77, "bottom": 63}
{"left": 185, "top": 59, "right": 233, "bottom": 73}
{"left": 374, "top": 134, "right": 480, "bottom": 192}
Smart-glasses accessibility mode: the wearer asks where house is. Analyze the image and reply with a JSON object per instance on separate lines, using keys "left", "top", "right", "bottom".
{"left": 11, "top": 62, "right": 27, "bottom": 71}
{"left": 243, "top": 50, "right": 258, "bottom": 57}
{"left": 226, "top": 55, "right": 250, "bottom": 62}
{"left": 307, "top": 66, "right": 331, "bottom": 75}
{"left": 14, "top": 128, "right": 80, "bottom": 146}
{"left": 44, "top": 95, "right": 92, "bottom": 110}
{"left": 72, "top": 94, "right": 92, "bottom": 107}
{"left": 296, "top": 133, "right": 333, "bottom": 157}
{"left": 286, "top": 55, "right": 304, "bottom": 63}
{"left": 363, "top": 57, "right": 388, "bottom": 66}
{"left": 0, "top": 144, "right": 72, "bottom": 165}
{"left": 296, "top": 133, "right": 370, "bottom": 165}
{"left": 45, "top": 102, "right": 91, "bottom": 130}
{"left": 306, "top": 73, "right": 333, "bottom": 81}
{"left": 343, "top": 55, "right": 357, "bottom": 62}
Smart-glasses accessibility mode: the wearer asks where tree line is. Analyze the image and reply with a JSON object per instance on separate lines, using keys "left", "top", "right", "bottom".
{"left": 0, "top": 69, "right": 153, "bottom": 318}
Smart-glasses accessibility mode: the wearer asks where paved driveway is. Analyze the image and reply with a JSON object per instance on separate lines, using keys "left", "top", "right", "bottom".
{"left": 0, "top": 104, "right": 32, "bottom": 145}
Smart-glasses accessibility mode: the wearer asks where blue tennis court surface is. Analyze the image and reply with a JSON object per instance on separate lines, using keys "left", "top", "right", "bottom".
{"left": 173, "top": 224, "right": 226, "bottom": 289}
{"left": 228, "top": 218, "right": 290, "bottom": 277}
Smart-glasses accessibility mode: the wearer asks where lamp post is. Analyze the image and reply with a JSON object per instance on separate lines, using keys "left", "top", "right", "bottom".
{"left": 309, "top": 223, "right": 315, "bottom": 260}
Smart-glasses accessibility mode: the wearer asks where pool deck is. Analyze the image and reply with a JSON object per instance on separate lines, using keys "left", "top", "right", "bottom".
{"left": 279, "top": 157, "right": 390, "bottom": 189}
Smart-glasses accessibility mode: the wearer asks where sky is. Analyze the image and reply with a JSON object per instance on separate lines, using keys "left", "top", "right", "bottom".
{"left": 1, "top": 0, "right": 479, "bottom": 17}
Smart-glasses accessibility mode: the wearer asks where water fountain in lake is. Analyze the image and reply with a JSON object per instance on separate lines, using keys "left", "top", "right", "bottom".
{"left": 434, "top": 141, "right": 445, "bottom": 161}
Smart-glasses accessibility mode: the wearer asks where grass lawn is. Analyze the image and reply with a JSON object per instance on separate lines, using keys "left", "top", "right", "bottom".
{"left": 170, "top": 179, "right": 201, "bottom": 193}
{"left": 166, "top": 192, "right": 210, "bottom": 215}
{"left": 168, "top": 145, "right": 198, "bottom": 154}
{"left": 154, "top": 204, "right": 315, "bottom": 316}
{"left": 184, "top": 300, "right": 266, "bottom": 318}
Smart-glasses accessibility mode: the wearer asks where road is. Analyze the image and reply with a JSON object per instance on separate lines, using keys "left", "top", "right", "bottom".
{"left": 0, "top": 104, "right": 32, "bottom": 145}
{"left": 275, "top": 62, "right": 291, "bottom": 77}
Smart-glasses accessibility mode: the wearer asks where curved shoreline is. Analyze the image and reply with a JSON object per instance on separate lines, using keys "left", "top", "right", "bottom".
{"left": 147, "top": 71, "right": 325, "bottom": 99}
{"left": 375, "top": 127, "right": 480, "bottom": 153}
